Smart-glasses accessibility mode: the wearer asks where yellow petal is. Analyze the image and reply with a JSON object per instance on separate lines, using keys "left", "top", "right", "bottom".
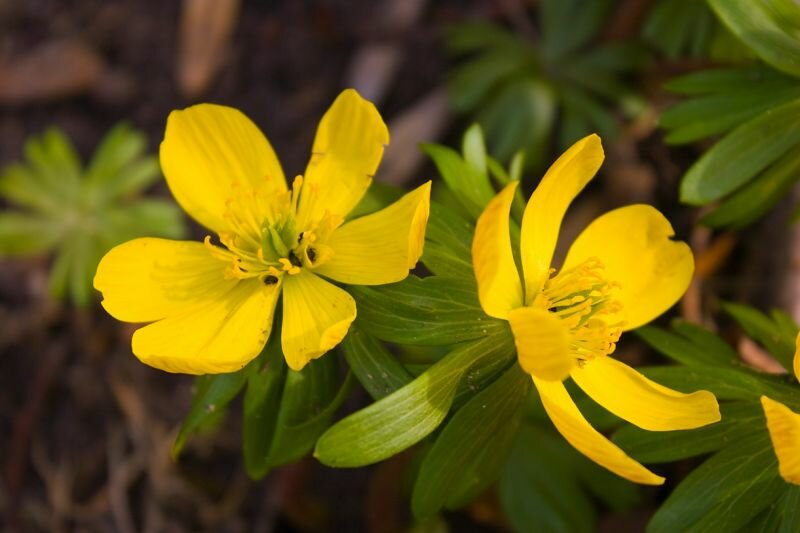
{"left": 94, "top": 238, "right": 234, "bottom": 323}
{"left": 572, "top": 356, "right": 720, "bottom": 431}
{"left": 472, "top": 182, "right": 523, "bottom": 319}
{"left": 314, "top": 181, "right": 431, "bottom": 285}
{"left": 533, "top": 377, "right": 665, "bottom": 485}
{"left": 761, "top": 396, "right": 800, "bottom": 485}
{"left": 281, "top": 271, "right": 357, "bottom": 370}
{"left": 160, "top": 104, "right": 285, "bottom": 233}
{"left": 296, "top": 89, "right": 389, "bottom": 229}
{"left": 132, "top": 279, "right": 280, "bottom": 374}
{"left": 561, "top": 204, "right": 694, "bottom": 331}
{"left": 508, "top": 306, "right": 573, "bottom": 381}
{"left": 794, "top": 333, "right": 800, "bottom": 382}
{"left": 521, "top": 134, "right": 604, "bottom": 302}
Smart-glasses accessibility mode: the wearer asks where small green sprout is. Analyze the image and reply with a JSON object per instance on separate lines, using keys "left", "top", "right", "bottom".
{"left": 0, "top": 124, "right": 186, "bottom": 306}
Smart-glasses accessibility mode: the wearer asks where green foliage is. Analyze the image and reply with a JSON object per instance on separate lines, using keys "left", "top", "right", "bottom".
{"left": 661, "top": 1, "right": 800, "bottom": 228}
{"left": 446, "top": 0, "right": 645, "bottom": 168}
{"left": 314, "top": 333, "right": 517, "bottom": 468}
{"left": 411, "top": 364, "right": 530, "bottom": 518}
{"left": 0, "top": 124, "right": 185, "bottom": 305}
{"left": 642, "top": 0, "right": 718, "bottom": 58}
{"left": 623, "top": 314, "right": 800, "bottom": 530}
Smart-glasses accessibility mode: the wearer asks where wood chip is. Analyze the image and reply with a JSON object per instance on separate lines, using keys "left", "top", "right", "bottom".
{"left": 378, "top": 87, "right": 451, "bottom": 185}
{"left": 0, "top": 41, "right": 104, "bottom": 104}
{"left": 177, "top": 0, "right": 240, "bottom": 99}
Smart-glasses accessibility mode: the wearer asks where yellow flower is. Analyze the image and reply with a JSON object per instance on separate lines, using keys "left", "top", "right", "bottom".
{"left": 761, "top": 334, "right": 800, "bottom": 485}
{"left": 472, "top": 134, "right": 720, "bottom": 485}
{"left": 94, "top": 89, "right": 431, "bottom": 374}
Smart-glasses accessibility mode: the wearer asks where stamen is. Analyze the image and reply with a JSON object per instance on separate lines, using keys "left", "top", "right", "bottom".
{"left": 537, "top": 257, "right": 626, "bottom": 364}
{"left": 279, "top": 258, "right": 301, "bottom": 275}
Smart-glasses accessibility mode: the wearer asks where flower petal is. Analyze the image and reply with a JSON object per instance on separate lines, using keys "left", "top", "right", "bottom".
{"left": 132, "top": 279, "right": 280, "bottom": 374}
{"left": 94, "top": 238, "right": 234, "bottom": 323}
{"left": 160, "top": 104, "right": 285, "bottom": 233}
{"left": 533, "top": 377, "right": 665, "bottom": 485}
{"left": 281, "top": 271, "right": 357, "bottom": 370}
{"left": 472, "top": 182, "right": 523, "bottom": 319}
{"left": 296, "top": 89, "right": 389, "bottom": 229}
{"left": 508, "top": 306, "right": 573, "bottom": 381}
{"left": 761, "top": 396, "right": 800, "bottom": 485}
{"left": 561, "top": 204, "right": 694, "bottom": 331}
{"left": 572, "top": 356, "right": 720, "bottom": 431}
{"left": 314, "top": 181, "right": 431, "bottom": 285}
{"left": 521, "top": 134, "right": 604, "bottom": 302}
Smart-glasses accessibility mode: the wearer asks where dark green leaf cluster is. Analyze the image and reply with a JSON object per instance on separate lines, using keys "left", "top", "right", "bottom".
{"left": 446, "top": 0, "right": 645, "bottom": 168}
{"left": 613, "top": 308, "right": 800, "bottom": 531}
{"left": 662, "top": 0, "right": 800, "bottom": 228}
{"left": 0, "top": 125, "right": 185, "bottom": 305}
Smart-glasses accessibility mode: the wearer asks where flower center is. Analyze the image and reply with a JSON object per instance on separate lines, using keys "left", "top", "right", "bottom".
{"left": 205, "top": 175, "right": 338, "bottom": 282}
{"left": 533, "top": 257, "right": 625, "bottom": 365}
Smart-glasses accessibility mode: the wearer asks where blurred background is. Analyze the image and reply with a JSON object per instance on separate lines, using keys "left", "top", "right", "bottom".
{"left": 2, "top": 0, "right": 798, "bottom": 531}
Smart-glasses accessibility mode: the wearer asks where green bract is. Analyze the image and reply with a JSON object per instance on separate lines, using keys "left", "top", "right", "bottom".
{"left": 0, "top": 124, "right": 185, "bottom": 305}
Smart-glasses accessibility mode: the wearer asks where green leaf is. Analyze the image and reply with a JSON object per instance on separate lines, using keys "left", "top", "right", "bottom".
{"left": 660, "top": 78, "right": 800, "bottom": 144}
{"left": 643, "top": 0, "right": 716, "bottom": 58}
{"left": 85, "top": 123, "right": 148, "bottom": 189}
{"left": 541, "top": 0, "right": 614, "bottom": 60}
{"left": 314, "top": 334, "right": 515, "bottom": 467}
{"left": 635, "top": 323, "right": 738, "bottom": 367}
{"left": 98, "top": 156, "right": 161, "bottom": 201}
{"left": 499, "top": 425, "right": 633, "bottom": 533}
{"left": 648, "top": 431, "right": 782, "bottom": 532}
{"left": 613, "top": 401, "right": 762, "bottom": 463}
{"left": 0, "top": 164, "right": 61, "bottom": 213}
{"left": 243, "top": 338, "right": 287, "bottom": 479}
{"left": 266, "top": 355, "right": 349, "bottom": 467}
{"left": 172, "top": 365, "right": 253, "bottom": 459}
{"left": 710, "top": 0, "right": 800, "bottom": 77}
{"left": 0, "top": 213, "right": 60, "bottom": 256}
{"left": 478, "top": 79, "right": 556, "bottom": 166}
{"left": 422, "top": 201, "right": 475, "bottom": 278}
{"left": 641, "top": 365, "right": 800, "bottom": 409}
{"left": 341, "top": 326, "right": 413, "bottom": 400}
{"left": 680, "top": 97, "right": 800, "bottom": 205}
{"left": 422, "top": 142, "right": 494, "bottom": 219}
{"left": 664, "top": 65, "right": 783, "bottom": 94}
{"left": 348, "top": 181, "right": 404, "bottom": 219}
{"left": 779, "top": 485, "right": 800, "bottom": 531}
{"left": 351, "top": 275, "right": 507, "bottom": 345}
{"left": 105, "top": 199, "right": 186, "bottom": 241}
{"left": 48, "top": 238, "right": 75, "bottom": 301}
{"left": 462, "top": 124, "right": 488, "bottom": 177}
{"left": 701, "top": 149, "right": 800, "bottom": 228}
{"left": 721, "top": 302, "right": 796, "bottom": 370}
{"left": 67, "top": 232, "right": 96, "bottom": 307}
{"left": 411, "top": 364, "right": 530, "bottom": 518}
{"left": 23, "top": 129, "right": 82, "bottom": 200}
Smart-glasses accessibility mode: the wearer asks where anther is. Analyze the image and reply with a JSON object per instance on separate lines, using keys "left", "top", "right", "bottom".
{"left": 288, "top": 251, "right": 302, "bottom": 267}
{"left": 263, "top": 275, "right": 278, "bottom": 285}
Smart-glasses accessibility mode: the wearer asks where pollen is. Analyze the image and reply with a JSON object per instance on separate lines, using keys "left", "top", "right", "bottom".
{"left": 536, "top": 257, "right": 625, "bottom": 363}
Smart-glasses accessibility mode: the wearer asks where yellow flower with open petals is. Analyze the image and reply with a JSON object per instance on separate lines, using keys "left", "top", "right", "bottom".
{"left": 472, "top": 134, "right": 720, "bottom": 484}
{"left": 94, "top": 89, "right": 431, "bottom": 374}
{"left": 761, "top": 334, "right": 800, "bottom": 485}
